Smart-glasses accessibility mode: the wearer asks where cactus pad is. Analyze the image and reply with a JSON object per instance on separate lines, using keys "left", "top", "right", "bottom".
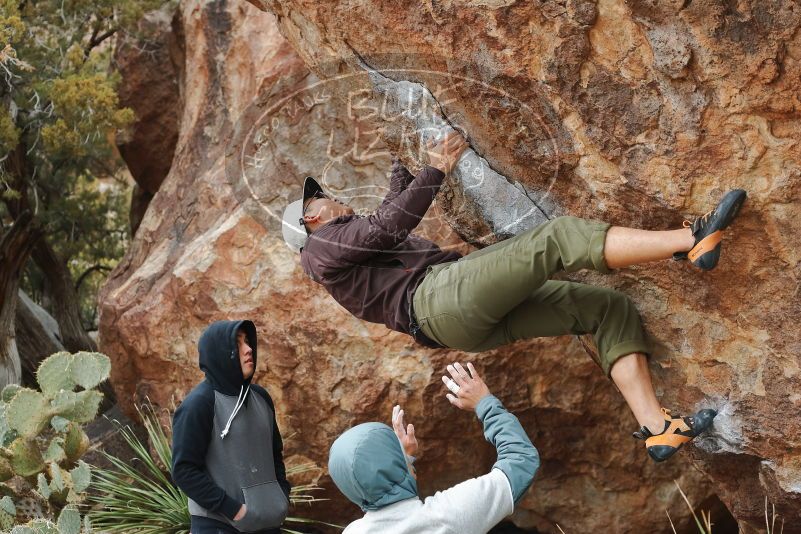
{"left": 0, "top": 404, "right": 15, "bottom": 447}
{"left": 1, "top": 384, "right": 22, "bottom": 403}
{"left": 0, "top": 494, "right": 15, "bottom": 515}
{"left": 37, "top": 473, "right": 51, "bottom": 500}
{"left": 51, "top": 391, "right": 102, "bottom": 424}
{"left": 63, "top": 424, "right": 89, "bottom": 464}
{"left": 56, "top": 505, "right": 81, "bottom": 534}
{"left": 36, "top": 352, "right": 75, "bottom": 396}
{"left": 50, "top": 416, "right": 69, "bottom": 433}
{"left": 11, "top": 520, "right": 59, "bottom": 534}
{"left": 9, "top": 438, "right": 45, "bottom": 477}
{"left": 7, "top": 389, "right": 50, "bottom": 437}
{"left": 69, "top": 462, "right": 90, "bottom": 494}
{"left": 0, "top": 508, "right": 14, "bottom": 531}
{"left": 47, "top": 463, "right": 65, "bottom": 493}
{"left": 0, "top": 456, "right": 13, "bottom": 482}
{"left": 44, "top": 438, "right": 66, "bottom": 464}
{"left": 69, "top": 352, "right": 111, "bottom": 391}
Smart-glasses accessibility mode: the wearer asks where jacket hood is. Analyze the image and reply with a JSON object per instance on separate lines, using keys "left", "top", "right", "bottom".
{"left": 328, "top": 422, "right": 418, "bottom": 512}
{"left": 198, "top": 320, "right": 257, "bottom": 395}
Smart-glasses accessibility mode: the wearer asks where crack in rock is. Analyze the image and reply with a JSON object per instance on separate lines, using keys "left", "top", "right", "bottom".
{"left": 347, "top": 50, "right": 555, "bottom": 238}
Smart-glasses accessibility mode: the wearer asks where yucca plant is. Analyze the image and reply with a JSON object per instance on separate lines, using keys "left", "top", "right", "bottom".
{"left": 88, "top": 403, "right": 334, "bottom": 533}
{"left": 87, "top": 403, "right": 189, "bottom": 534}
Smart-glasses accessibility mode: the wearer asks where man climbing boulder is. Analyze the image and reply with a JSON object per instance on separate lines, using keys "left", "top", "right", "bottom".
{"left": 282, "top": 131, "right": 747, "bottom": 462}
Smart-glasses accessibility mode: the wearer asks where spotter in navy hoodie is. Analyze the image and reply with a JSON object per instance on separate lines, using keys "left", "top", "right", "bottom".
{"left": 172, "top": 320, "right": 290, "bottom": 533}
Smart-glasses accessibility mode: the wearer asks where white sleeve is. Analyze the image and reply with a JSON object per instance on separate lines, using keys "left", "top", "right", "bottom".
{"left": 421, "top": 468, "right": 515, "bottom": 534}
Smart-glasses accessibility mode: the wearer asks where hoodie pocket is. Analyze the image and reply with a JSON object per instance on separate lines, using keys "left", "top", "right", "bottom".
{"left": 233, "top": 481, "right": 289, "bottom": 532}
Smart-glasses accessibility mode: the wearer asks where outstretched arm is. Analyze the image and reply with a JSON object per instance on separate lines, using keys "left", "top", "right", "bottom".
{"left": 443, "top": 362, "right": 539, "bottom": 503}
{"left": 391, "top": 404, "right": 419, "bottom": 477}
{"left": 380, "top": 158, "right": 417, "bottom": 207}
{"left": 408, "top": 363, "right": 538, "bottom": 534}
{"left": 385, "top": 130, "right": 468, "bottom": 205}
{"left": 308, "top": 132, "right": 467, "bottom": 268}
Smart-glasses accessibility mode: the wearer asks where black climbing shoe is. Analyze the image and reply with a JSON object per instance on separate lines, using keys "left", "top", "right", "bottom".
{"left": 633, "top": 407, "right": 717, "bottom": 463}
{"left": 674, "top": 189, "right": 747, "bottom": 271}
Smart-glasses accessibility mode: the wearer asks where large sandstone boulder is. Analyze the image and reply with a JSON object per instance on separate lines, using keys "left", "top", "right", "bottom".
{"left": 247, "top": 1, "right": 801, "bottom": 530}
{"left": 99, "top": 0, "right": 800, "bottom": 532}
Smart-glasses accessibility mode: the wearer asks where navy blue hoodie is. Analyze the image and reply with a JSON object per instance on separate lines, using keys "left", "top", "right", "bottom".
{"left": 172, "top": 320, "right": 290, "bottom": 533}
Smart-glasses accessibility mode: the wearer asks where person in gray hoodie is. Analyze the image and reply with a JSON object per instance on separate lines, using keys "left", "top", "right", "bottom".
{"left": 328, "top": 361, "right": 539, "bottom": 534}
{"left": 172, "top": 320, "right": 290, "bottom": 534}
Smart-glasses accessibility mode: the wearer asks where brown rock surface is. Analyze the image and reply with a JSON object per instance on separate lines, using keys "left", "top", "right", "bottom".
{"left": 114, "top": 5, "right": 182, "bottom": 233}
{"left": 114, "top": 6, "right": 182, "bottom": 195}
{"left": 100, "top": 1, "right": 801, "bottom": 532}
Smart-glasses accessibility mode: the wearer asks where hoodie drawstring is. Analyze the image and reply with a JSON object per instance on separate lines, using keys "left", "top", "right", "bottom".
{"left": 220, "top": 384, "right": 251, "bottom": 439}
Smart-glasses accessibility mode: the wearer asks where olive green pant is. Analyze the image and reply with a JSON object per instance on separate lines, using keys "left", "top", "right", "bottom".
{"left": 413, "top": 216, "right": 650, "bottom": 376}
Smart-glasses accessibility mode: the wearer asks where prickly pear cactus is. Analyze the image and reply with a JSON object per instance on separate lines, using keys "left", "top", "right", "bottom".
{"left": 4, "top": 504, "right": 85, "bottom": 533}
{"left": 8, "top": 439, "right": 44, "bottom": 478}
{"left": 0, "top": 387, "right": 20, "bottom": 404}
{"left": 9, "top": 520, "right": 59, "bottom": 534}
{"left": 0, "top": 496, "right": 15, "bottom": 530}
{"left": 61, "top": 426, "right": 88, "bottom": 466}
{"left": 6, "top": 391, "right": 49, "bottom": 439}
{"left": 54, "top": 506, "right": 80, "bottom": 534}
{"left": 0, "top": 351, "right": 111, "bottom": 530}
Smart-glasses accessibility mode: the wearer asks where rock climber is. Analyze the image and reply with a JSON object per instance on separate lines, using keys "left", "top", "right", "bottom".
{"left": 281, "top": 131, "right": 747, "bottom": 463}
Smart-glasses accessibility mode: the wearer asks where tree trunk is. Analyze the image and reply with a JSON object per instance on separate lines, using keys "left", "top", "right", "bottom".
{"left": 15, "top": 291, "right": 64, "bottom": 387}
{"left": 14, "top": 290, "right": 116, "bottom": 408}
{"left": 2, "top": 141, "right": 96, "bottom": 354}
{"left": 31, "top": 238, "right": 98, "bottom": 353}
{"left": 0, "top": 212, "right": 42, "bottom": 388}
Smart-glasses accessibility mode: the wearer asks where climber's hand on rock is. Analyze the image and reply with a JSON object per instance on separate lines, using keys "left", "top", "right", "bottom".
{"left": 442, "top": 362, "right": 491, "bottom": 412}
{"left": 425, "top": 131, "right": 468, "bottom": 174}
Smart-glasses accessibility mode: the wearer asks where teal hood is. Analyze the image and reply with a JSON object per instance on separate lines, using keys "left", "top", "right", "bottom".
{"left": 328, "top": 422, "right": 418, "bottom": 511}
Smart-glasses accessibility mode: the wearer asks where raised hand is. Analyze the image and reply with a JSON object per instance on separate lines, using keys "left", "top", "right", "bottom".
{"left": 392, "top": 404, "right": 419, "bottom": 457}
{"left": 441, "top": 362, "right": 491, "bottom": 411}
{"left": 425, "top": 130, "right": 468, "bottom": 174}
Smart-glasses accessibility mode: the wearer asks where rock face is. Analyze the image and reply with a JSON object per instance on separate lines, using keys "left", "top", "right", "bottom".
{"left": 99, "top": 1, "right": 801, "bottom": 532}
{"left": 114, "top": 5, "right": 182, "bottom": 234}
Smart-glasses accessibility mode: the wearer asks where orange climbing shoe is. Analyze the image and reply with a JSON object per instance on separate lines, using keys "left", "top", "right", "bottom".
{"left": 633, "top": 407, "right": 717, "bottom": 463}
{"left": 673, "top": 189, "right": 746, "bottom": 271}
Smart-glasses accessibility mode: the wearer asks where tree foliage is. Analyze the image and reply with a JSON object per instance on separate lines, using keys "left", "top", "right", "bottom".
{"left": 0, "top": 0, "right": 167, "bottom": 335}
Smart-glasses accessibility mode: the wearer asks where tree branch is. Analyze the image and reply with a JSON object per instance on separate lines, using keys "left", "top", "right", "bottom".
{"left": 84, "top": 26, "right": 118, "bottom": 59}
{"left": 74, "top": 263, "right": 111, "bottom": 290}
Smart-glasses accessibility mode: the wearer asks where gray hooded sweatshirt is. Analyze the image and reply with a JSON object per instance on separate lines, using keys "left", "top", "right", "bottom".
{"left": 328, "top": 395, "right": 539, "bottom": 534}
{"left": 172, "top": 320, "right": 290, "bottom": 533}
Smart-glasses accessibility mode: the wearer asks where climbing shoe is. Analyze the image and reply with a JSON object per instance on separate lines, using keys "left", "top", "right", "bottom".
{"left": 674, "top": 189, "right": 747, "bottom": 271}
{"left": 633, "top": 407, "right": 717, "bottom": 463}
